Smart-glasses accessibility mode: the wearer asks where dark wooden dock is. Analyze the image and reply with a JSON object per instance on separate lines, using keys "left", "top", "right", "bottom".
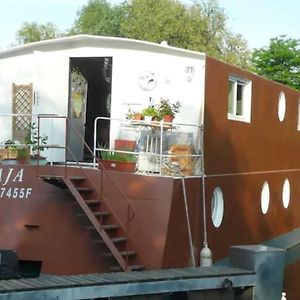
{"left": 0, "top": 266, "right": 255, "bottom": 300}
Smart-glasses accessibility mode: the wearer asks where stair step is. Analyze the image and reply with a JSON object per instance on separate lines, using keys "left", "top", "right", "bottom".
{"left": 76, "top": 211, "right": 109, "bottom": 217}
{"left": 110, "top": 265, "right": 144, "bottom": 272}
{"left": 102, "top": 251, "right": 137, "bottom": 258}
{"left": 102, "top": 224, "right": 120, "bottom": 231}
{"left": 93, "top": 237, "right": 128, "bottom": 244}
{"left": 85, "top": 224, "right": 120, "bottom": 231}
{"left": 69, "top": 176, "right": 86, "bottom": 181}
{"left": 85, "top": 199, "right": 101, "bottom": 205}
{"left": 76, "top": 187, "right": 93, "bottom": 193}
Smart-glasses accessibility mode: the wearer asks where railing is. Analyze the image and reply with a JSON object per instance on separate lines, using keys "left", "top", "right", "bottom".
{"left": 0, "top": 114, "right": 136, "bottom": 265}
{"left": 36, "top": 114, "right": 136, "bottom": 232}
{"left": 93, "top": 116, "right": 203, "bottom": 177}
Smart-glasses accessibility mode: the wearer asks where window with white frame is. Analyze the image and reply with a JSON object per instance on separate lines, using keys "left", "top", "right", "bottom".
{"left": 227, "top": 75, "right": 252, "bottom": 123}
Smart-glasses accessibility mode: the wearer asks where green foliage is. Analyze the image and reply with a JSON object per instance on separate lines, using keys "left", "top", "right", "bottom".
{"left": 16, "top": 147, "right": 30, "bottom": 159}
{"left": 16, "top": 22, "right": 59, "bottom": 45}
{"left": 142, "top": 106, "right": 159, "bottom": 118}
{"left": 71, "top": 0, "right": 126, "bottom": 36}
{"left": 4, "top": 140, "right": 17, "bottom": 150}
{"left": 14, "top": 0, "right": 252, "bottom": 69}
{"left": 25, "top": 123, "right": 48, "bottom": 157}
{"left": 252, "top": 35, "right": 300, "bottom": 90}
{"left": 70, "top": 0, "right": 251, "bottom": 69}
{"left": 100, "top": 149, "right": 136, "bottom": 162}
{"left": 158, "top": 99, "right": 181, "bottom": 118}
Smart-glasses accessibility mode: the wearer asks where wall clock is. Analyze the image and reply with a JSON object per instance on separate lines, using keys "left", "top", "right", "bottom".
{"left": 138, "top": 71, "right": 157, "bottom": 91}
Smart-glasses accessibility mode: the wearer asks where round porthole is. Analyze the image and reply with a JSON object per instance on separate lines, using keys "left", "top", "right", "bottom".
{"left": 282, "top": 178, "right": 290, "bottom": 209}
{"left": 211, "top": 187, "right": 224, "bottom": 228}
{"left": 261, "top": 181, "right": 270, "bottom": 214}
{"left": 278, "top": 91, "right": 286, "bottom": 122}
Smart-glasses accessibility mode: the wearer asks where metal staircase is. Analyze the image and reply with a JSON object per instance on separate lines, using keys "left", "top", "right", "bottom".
{"left": 41, "top": 174, "right": 143, "bottom": 272}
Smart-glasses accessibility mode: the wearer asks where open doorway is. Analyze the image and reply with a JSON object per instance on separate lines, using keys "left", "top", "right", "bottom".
{"left": 67, "top": 57, "right": 112, "bottom": 162}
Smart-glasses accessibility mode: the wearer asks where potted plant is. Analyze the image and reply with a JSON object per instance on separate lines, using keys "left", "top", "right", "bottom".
{"left": 158, "top": 98, "right": 181, "bottom": 123}
{"left": 99, "top": 147, "right": 136, "bottom": 172}
{"left": 16, "top": 146, "right": 30, "bottom": 164}
{"left": 1, "top": 140, "right": 19, "bottom": 164}
{"left": 25, "top": 123, "right": 48, "bottom": 165}
{"left": 3, "top": 139, "right": 18, "bottom": 159}
{"left": 132, "top": 112, "right": 144, "bottom": 121}
{"left": 142, "top": 106, "right": 159, "bottom": 122}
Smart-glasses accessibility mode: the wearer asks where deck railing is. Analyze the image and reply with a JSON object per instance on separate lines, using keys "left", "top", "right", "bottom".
{"left": 93, "top": 116, "right": 203, "bottom": 177}
{"left": 0, "top": 114, "right": 136, "bottom": 263}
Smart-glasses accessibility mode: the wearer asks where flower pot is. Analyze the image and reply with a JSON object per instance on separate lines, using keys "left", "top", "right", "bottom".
{"left": 144, "top": 115, "right": 153, "bottom": 123}
{"left": 133, "top": 113, "right": 143, "bottom": 120}
{"left": 163, "top": 115, "right": 174, "bottom": 124}
{"left": 17, "top": 158, "right": 29, "bottom": 165}
{"left": 99, "top": 160, "right": 136, "bottom": 172}
{"left": 114, "top": 140, "right": 136, "bottom": 150}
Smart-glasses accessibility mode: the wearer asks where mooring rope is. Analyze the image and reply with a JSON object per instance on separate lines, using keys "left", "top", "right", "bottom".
{"left": 181, "top": 176, "right": 196, "bottom": 267}
{"left": 200, "top": 127, "right": 208, "bottom": 248}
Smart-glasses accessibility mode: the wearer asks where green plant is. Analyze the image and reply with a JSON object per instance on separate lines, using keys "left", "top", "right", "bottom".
{"left": 25, "top": 123, "right": 48, "bottom": 157}
{"left": 100, "top": 148, "right": 136, "bottom": 162}
{"left": 16, "top": 146, "right": 30, "bottom": 159}
{"left": 4, "top": 139, "right": 17, "bottom": 150}
{"left": 158, "top": 98, "right": 181, "bottom": 118}
{"left": 142, "top": 106, "right": 159, "bottom": 118}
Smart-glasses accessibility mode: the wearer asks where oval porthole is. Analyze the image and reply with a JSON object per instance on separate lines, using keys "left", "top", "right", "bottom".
{"left": 211, "top": 187, "right": 224, "bottom": 228}
{"left": 261, "top": 181, "right": 270, "bottom": 214}
{"left": 282, "top": 178, "right": 290, "bottom": 209}
{"left": 278, "top": 91, "right": 286, "bottom": 122}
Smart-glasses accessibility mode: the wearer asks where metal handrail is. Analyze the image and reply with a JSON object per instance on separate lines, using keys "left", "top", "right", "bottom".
{"left": 93, "top": 116, "right": 203, "bottom": 177}
{"left": 37, "top": 114, "right": 135, "bottom": 233}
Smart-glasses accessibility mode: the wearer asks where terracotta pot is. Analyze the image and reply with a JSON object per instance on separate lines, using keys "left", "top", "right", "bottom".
{"left": 114, "top": 140, "right": 136, "bottom": 150}
{"left": 133, "top": 113, "right": 144, "bottom": 120}
{"left": 99, "top": 160, "right": 136, "bottom": 172}
{"left": 17, "top": 158, "right": 29, "bottom": 165}
{"left": 163, "top": 115, "right": 174, "bottom": 124}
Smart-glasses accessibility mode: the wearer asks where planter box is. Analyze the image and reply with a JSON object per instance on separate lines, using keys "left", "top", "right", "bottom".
{"left": 114, "top": 140, "right": 136, "bottom": 150}
{"left": 99, "top": 160, "right": 136, "bottom": 172}
{"left": 0, "top": 148, "right": 17, "bottom": 159}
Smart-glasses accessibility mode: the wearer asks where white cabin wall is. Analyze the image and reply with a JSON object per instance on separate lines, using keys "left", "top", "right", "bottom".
{"left": 0, "top": 54, "right": 34, "bottom": 141}
{"left": 0, "top": 41, "right": 206, "bottom": 160}
{"left": 32, "top": 51, "right": 70, "bottom": 162}
{"left": 110, "top": 49, "right": 205, "bottom": 148}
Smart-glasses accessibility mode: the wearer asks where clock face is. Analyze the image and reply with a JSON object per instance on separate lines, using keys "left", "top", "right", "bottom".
{"left": 139, "top": 71, "right": 157, "bottom": 91}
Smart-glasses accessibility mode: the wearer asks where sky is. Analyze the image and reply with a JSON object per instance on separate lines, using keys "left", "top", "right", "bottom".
{"left": 0, "top": 0, "right": 299, "bottom": 50}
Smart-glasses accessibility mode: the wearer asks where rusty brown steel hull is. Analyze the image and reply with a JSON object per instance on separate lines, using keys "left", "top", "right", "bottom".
{"left": 0, "top": 165, "right": 298, "bottom": 270}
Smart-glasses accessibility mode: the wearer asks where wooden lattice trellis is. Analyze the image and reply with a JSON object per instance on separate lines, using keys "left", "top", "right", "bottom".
{"left": 12, "top": 83, "right": 33, "bottom": 142}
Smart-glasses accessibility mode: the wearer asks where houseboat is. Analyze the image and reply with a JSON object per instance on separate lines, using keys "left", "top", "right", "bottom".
{"left": 0, "top": 35, "right": 299, "bottom": 299}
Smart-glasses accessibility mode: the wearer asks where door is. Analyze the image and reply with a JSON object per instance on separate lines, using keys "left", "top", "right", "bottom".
{"left": 67, "top": 67, "right": 87, "bottom": 161}
{"left": 67, "top": 57, "right": 112, "bottom": 162}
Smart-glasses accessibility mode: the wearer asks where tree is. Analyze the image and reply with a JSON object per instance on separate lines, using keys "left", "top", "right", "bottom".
{"left": 252, "top": 35, "right": 300, "bottom": 90}
{"left": 16, "top": 22, "right": 59, "bottom": 45}
{"left": 221, "top": 32, "right": 252, "bottom": 70}
{"left": 14, "top": 0, "right": 250, "bottom": 69}
{"left": 120, "top": 0, "right": 191, "bottom": 48}
{"left": 71, "top": 0, "right": 126, "bottom": 37}
{"left": 72, "top": 0, "right": 251, "bottom": 68}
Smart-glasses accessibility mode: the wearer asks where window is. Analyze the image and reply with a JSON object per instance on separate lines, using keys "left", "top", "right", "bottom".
{"left": 278, "top": 91, "right": 286, "bottom": 122}
{"left": 211, "top": 187, "right": 224, "bottom": 228}
{"left": 227, "top": 75, "right": 252, "bottom": 123}
{"left": 261, "top": 181, "right": 270, "bottom": 215}
{"left": 282, "top": 178, "right": 290, "bottom": 209}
